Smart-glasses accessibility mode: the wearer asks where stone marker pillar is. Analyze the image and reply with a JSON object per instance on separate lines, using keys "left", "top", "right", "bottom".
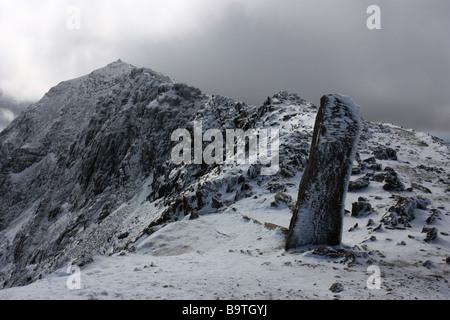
{"left": 285, "top": 94, "right": 362, "bottom": 250}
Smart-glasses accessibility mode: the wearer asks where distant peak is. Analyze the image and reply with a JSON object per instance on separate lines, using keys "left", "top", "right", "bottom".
{"left": 110, "top": 59, "right": 129, "bottom": 65}
{"left": 267, "top": 90, "right": 306, "bottom": 105}
{"left": 105, "top": 59, "right": 135, "bottom": 68}
{"left": 89, "top": 60, "right": 136, "bottom": 78}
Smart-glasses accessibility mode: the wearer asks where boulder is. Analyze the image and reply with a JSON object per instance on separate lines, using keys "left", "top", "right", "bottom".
{"left": 189, "top": 210, "right": 199, "bottom": 220}
{"left": 426, "top": 209, "right": 441, "bottom": 225}
{"left": 348, "top": 177, "right": 370, "bottom": 192}
{"left": 373, "top": 146, "right": 397, "bottom": 160}
{"left": 367, "top": 163, "right": 383, "bottom": 171}
{"left": 363, "top": 157, "right": 377, "bottom": 164}
{"left": 381, "top": 196, "right": 431, "bottom": 228}
{"left": 247, "top": 165, "right": 259, "bottom": 179}
{"left": 117, "top": 232, "right": 129, "bottom": 240}
{"left": 372, "top": 173, "right": 386, "bottom": 182}
{"left": 274, "top": 192, "right": 292, "bottom": 204}
{"left": 329, "top": 282, "right": 344, "bottom": 293}
{"left": 351, "top": 201, "right": 373, "bottom": 217}
{"left": 411, "top": 183, "right": 432, "bottom": 194}
{"left": 382, "top": 168, "right": 405, "bottom": 191}
{"left": 422, "top": 226, "right": 438, "bottom": 243}
{"left": 211, "top": 196, "right": 223, "bottom": 209}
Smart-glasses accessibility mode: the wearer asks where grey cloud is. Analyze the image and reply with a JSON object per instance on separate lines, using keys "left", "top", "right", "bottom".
{"left": 0, "top": 90, "right": 32, "bottom": 132}
{"left": 119, "top": 0, "right": 450, "bottom": 136}
{"left": 1, "top": 0, "right": 449, "bottom": 138}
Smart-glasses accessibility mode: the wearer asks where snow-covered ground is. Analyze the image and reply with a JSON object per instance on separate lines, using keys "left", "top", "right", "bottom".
{"left": 0, "top": 207, "right": 448, "bottom": 300}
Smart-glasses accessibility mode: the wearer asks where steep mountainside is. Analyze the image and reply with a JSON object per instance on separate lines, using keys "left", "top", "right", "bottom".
{"left": 0, "top": 61, "right": 312, "bottom": 288}
{"left": 0, "top": 61, "right": 449, "bottom": 299}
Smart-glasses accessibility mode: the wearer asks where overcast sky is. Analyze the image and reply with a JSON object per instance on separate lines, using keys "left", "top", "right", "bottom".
{"left": 1, "top": 0, "right": 449, "bottom": 140}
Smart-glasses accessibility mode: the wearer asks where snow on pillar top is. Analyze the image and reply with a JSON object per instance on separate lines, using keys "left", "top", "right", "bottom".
{"left": 316, "top": 94, "right": 361, "bottom": 143}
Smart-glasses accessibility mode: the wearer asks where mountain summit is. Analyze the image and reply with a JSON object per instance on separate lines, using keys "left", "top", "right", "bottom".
{"left": 0, "top": 62, "right": 449, "bottom": 299}
{"left": 0, "top": 61, "right": 306, "bottom": 287}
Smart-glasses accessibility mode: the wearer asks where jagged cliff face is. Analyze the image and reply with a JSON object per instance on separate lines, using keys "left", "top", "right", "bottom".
{"left": 0, "top": 61, "right": 314, "bottom": 288}
{"left": 1, "top": 61, "right": 449, "bottom": 291}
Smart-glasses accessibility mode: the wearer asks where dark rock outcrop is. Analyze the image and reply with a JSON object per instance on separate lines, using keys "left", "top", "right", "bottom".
{"left": 351, "top": 201, "right": 374, "bottom": 217}
{"left": 381, "top": 196, "right": 431, "bottom": 228}
{"left": 348, "top": 176, "right": 371, "bottom": 192}
{"left": 422, "top": 226, "right": 438, "bottom": 243}
{"left": 382, "top": 167, "right": 405, "bottom": 191}
{"left": 373, "top": 146, "right": 397, "bottom": 160}
{"left": 411, "top": 183, "right": 432, "bottom": 194}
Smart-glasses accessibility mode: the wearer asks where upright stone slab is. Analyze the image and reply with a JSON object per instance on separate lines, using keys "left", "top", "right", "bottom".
{"left": 285, "top": 94, "right": 362, "bottom": 250}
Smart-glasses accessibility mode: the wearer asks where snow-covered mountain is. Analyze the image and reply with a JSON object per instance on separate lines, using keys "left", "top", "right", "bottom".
{"left": 0, "top": 61, "right": 449, "bottom": 299}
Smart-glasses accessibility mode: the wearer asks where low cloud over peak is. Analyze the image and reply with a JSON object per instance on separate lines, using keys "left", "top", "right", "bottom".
{"left": 0, "top": 0, "right": 449, "bottom": 137}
